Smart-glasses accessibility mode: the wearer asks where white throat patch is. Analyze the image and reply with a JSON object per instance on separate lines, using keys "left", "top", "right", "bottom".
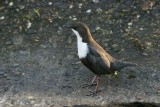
{"left": 72, "top": 29, "right": 89, "bottom": 59}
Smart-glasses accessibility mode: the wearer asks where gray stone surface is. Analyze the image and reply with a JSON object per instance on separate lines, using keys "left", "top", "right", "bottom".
{"left": 0, "top": 0, "right": 159, "bottom": 107}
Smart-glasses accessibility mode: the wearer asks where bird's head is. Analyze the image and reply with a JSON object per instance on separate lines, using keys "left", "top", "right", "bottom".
{"left": 65, "top": 22, "right": 92, "bottom": 42}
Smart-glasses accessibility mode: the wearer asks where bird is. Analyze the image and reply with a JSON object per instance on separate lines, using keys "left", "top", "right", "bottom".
{"left": 65, "top": 22, "right": 136, "bottom": 95}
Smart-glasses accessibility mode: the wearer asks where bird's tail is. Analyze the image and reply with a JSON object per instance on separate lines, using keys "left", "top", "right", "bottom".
{"left": 112, "top": 60, "right": 137, "bottom": 71}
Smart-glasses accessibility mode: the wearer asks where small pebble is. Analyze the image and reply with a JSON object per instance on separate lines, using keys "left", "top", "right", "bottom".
{"left": 93, "top": 0, "right": 99, "bottom": 3}
{"left": 26, "top": 20, "right": 32, "bottom": 29}
{"left": 72, "top": 17, "right": 77, "bottom": 20}
{"left": 86, "top": 9, "right": 91, "bottom": 13}
{"left": 12, "top": 63, "right": 19, "bottom": 67}
{"left": 140, "top": 28, "right": 144, "bottom": 31}
{"left": 136, "top": 95, "right": 144, "bottom": 100}
{"left": 128, "top": 22, "right": 132, "bottom": 26}
{"left": 6, "top": 41, "right": 13, "bottom": 45}
{"left": 9, "top": 2, "right": 13, "bottom": 6}
{"left": 137, "top": 15, "right": 140, "bottom": 18}
{"left": 96, "top": 8, "right": 102, "bottom": 13}
{"left": 112, "top": 44, "right": 118, "bottom": 48}
{"left": 0, "top": 16, "right": 5, "bottom": 20}
{"left": 158, "top": 90, "right": 160, "bottom": 96}
{"left": 12, "top": 35, "right": 23, "bottom": 45}
{"left": 20, "top": 50, "right": 30, "bottom": 55}
{"left": 69, "top": 5, "right": 73, "bottom": 9}
{"left": 78, "top": 3, "right": 82, "bottom": 8}
{"left": 0, "top": 71, "right": 6, "bottom": 75}
{"left": 95, "top": 26, "right": 101, "bottom": 30}
{"left": 27, "top": 96, "right": 34, "bottom": 100}
{"left": 40, "top": 45, "right": 47, "bottom": 49}
{"left": 19, "top": 5, "right": 25, "bottom": 9}
{"left": 109, "top": 30, "right": 113, "bottom": 34}
{"left": 48, "top": 2, "right": 52, "bottom": 5}
{"left": 13, "top": 71, "right": 21, "bottom": 76}
{"left": 142, "top": 53, "right": 148, "bottom": 56}
{"left": 30, "top": 100, "right": 36, "bottom": 104}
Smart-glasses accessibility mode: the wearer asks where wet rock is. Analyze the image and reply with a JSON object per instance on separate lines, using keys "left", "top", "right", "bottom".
{"left": 0, "top": 0, "right": 159, "bottom": 106}
{"left": 158, "top": 90, "right": 160, "bottom": 96}
{"left": 19, "top": 5, "right": 25, "bottom": 9}
{"left": 96, "top": 8, "right": 102, "bottom": 13}
{"left": 111, "top": 44, "right": 121, "bottom": 52}
{"left": 72, "top": 61, "right": 81, "bottom": 69}
{"left": 0, "top": 70, "right": 6, "bottom": 75}
{"left": 19, "top": 99, "right": 31, "bottom": 106}
{"left": 57, "top": 27, "right": 63, "bottom": 35}
{"left": 69, "top": 15, "right": 77, "bottom": 21}
{"left": 66, "top": 55, "right": 74, "bottom": 60}
{"left": 0, "top": 6, "right": 5, "bottom": 11}
{"left": 40, "top": 44, "right": 47, "bottom": 49}
{"left": 130, "top": 38, "right": 145, "bottom": 50}
{"left": 12, "top": 35, "right": 23, "bottom": 46}
{"left": 64, "top": 72, "right": 70, "bottom": 77}
{"left": 61, "top": 85, "right": 72, "bottom": 89}
{"left": 67, "top": 37, "right": 72, "bottom": 44}
{"left": 13, "top": 71, "right": 21, "bottom": 76}
{"left": 19, "top": 50, "right": 30, "bottom": 55}
{"left": 78, "top": 3, "right": 83, "bottom": 8}
{"left": 142, "top": 53, "right": 148, "bottom": 56}
{"left": 12, "top": 63, "right": 19, "bottom": 67}
{"left": 154, "top": 74, "right": 160, "bottom": 82}
{"left": 145, "top": 42, "right": 152, "bottom": 50}
{"left": 120, "top": 67, "right": 138, "bottom": 80}
{"left": 6, "top": 41, "right": 13, "bottom": 45}
{"left": 74, "top": 61, "right": 81, "bottom": 65}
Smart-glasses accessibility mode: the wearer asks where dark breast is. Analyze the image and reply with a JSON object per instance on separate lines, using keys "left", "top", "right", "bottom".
{"left": 80, "top": 55, "right": 113, "bottom": 76}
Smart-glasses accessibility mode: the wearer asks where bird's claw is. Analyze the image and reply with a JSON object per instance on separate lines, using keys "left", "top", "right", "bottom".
{"left": 86, "top": 90, "right": 102, "bottom": 96}
{"left": 81, "top": 83, "right": 97, "bottom": 88}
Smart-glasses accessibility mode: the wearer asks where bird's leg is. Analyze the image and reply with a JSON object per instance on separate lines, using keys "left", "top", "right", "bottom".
{"left": 95, "top": 77, "right": 100, "bottom": 92}
{"left": 82, "top": 75, "right": 97, "bottom": 88}
{"left": 87, "top": 77, "right": 101, "bottom": 96}
{"left": 91, "top": 75, "right": 98, "bottom": 84}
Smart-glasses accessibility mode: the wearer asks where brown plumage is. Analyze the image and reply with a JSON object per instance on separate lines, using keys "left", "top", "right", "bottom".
{"left": 66, "top": 22, "right": 136, "bottom": 95}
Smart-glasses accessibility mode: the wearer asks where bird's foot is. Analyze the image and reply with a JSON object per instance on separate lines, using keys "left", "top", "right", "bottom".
{"left": 86, "top": 89, "right": 102, "bottom": 96}
{"left": 81, "top": 82, "right": 97, "bottom": 88}
{"left": 81, "top": 75, "right": 98, "bottom": 88}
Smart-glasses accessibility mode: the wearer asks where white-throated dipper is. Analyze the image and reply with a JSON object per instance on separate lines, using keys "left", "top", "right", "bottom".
{"left": 65, "top": 22, "right": 136, "bottom": 95}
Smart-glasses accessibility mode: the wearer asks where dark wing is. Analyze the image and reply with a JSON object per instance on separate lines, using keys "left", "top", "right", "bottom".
{"left": 87, "top": 45, "right": 111, "bottom": 72}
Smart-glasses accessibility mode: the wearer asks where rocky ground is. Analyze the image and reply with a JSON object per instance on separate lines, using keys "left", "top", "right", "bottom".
{"left": 0, "top": 0, "right": 160, "bottom": 107}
